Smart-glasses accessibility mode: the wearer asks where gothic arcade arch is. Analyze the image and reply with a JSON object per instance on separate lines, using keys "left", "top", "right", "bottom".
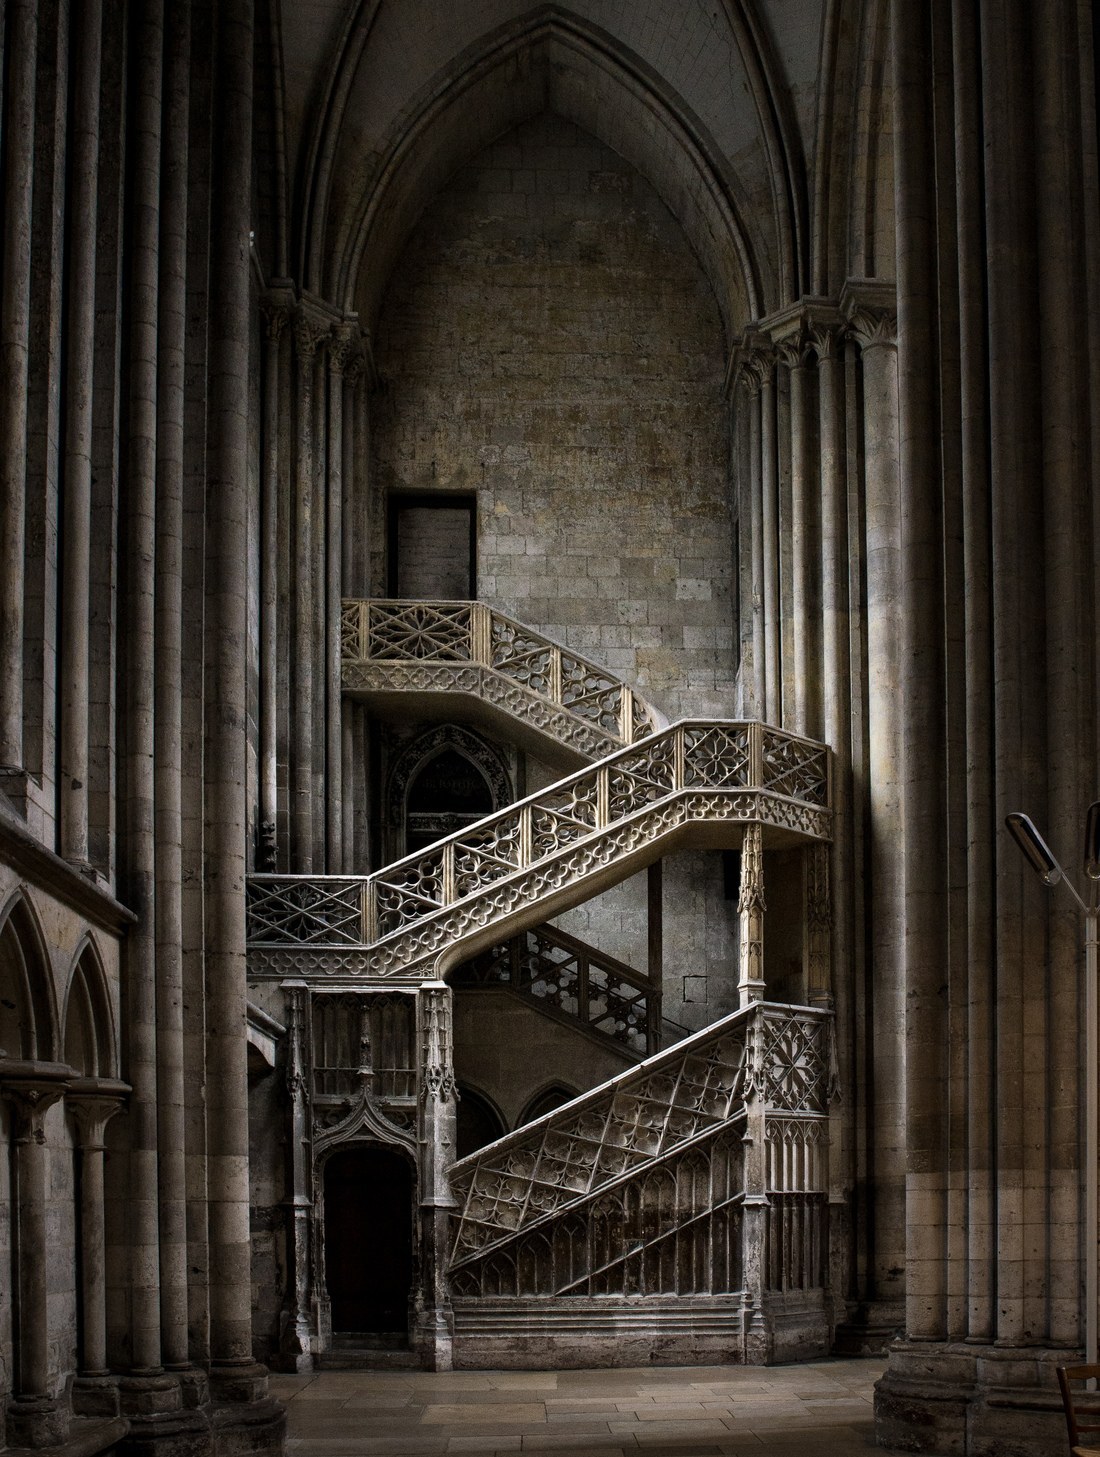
{"left": 0, "top": 888, "right": 60, "bottom": 1062}
{"left": 61, "top": 937, "right": 117, "bottom": 1078}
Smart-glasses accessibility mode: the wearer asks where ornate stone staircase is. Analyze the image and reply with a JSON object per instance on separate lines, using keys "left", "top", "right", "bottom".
{"left": 453, "top": 924, "right": 666, "bottom": 1058}
{"left": 445, "top": 1000, "right": 837, "bottom": 1366}
{"left": 341, "top": 598, "right": 665, "bottom": 763}
{"left": 248, "top": 603, "right": 837, "bottom": 1369}
{"left": 245, "top": 717, "right": 830, "bottom": 986}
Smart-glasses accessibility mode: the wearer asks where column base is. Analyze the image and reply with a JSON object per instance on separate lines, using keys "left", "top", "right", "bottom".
{"left": 210, "top": 1397, "right": 285, "bottom": 1457}
{"left": 874, "top": 1339, "right": 1076, "bottom": 1457}
{"left": 413, "top": 1309, "right": 454, "bottom": 1371}
{"left": 6, "top": 1394, "right": 70, "bottom": 1448}
{"left": 208, "top": 1362, "right": 270, "bottom": 1406}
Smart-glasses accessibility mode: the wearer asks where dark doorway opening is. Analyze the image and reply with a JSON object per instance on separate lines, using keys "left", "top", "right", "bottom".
{"left": 388, "top": 491, "right": 477, "bottom": 599}
{"left": 323, "top": 1145, "right": 414, "bottom": 1337}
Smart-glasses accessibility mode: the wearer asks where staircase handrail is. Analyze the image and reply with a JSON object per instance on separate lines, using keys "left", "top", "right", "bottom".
{"left": 341, "top": 597, "right": 665, "bottom": 745}
{"left": 446, "top": 1000, "right": 833, "bottom": 1269}
{"left": 246, "top": 720, "right": 830, "bottom": 969}
{"left": 454, "top": 922, "right": 662, "bottom": 1055}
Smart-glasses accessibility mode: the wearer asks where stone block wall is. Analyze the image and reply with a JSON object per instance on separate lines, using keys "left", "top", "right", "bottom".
{"left": 369, "top": 111, "right": 735, "bottom": 721}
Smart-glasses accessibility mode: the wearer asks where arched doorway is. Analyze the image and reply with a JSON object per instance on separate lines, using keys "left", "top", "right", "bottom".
{"left": 405, "top": 746, "right": 495, "bottom": 854}
{"left": 323, "top": 1145, "right": 414, "bottom": 1338}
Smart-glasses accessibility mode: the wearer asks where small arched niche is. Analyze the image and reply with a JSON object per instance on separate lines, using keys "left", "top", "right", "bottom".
{"left": 518, "top": 1083, "right": 579, "bottom": 1128}
{"left": 63, "top": 941, "right": 116, "bottom": 1078}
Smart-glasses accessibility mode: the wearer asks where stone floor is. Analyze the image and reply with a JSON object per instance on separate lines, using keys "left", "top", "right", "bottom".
{"left": 273, "top": 1356, "right": 886, "bottom": 1457}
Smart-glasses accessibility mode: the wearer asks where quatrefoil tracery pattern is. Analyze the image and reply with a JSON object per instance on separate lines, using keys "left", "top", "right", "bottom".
{"left": 447, "top": 1002, "right": 835, "bottom": 1294}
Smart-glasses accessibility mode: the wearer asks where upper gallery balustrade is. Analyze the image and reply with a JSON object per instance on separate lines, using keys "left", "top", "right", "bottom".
{"left": 246, "top": 719, "right": 831, "bottom": 985}
{"left": 340, "top": 598, "right": 664, "bottom": 760}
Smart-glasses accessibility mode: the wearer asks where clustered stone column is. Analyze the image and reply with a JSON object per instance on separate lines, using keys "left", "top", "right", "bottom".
{"left": 731, "top": 288, "right": 906, "bottom": 1344}
{"left": 1, "top": 1066, "right": 72, "bottom": 1447}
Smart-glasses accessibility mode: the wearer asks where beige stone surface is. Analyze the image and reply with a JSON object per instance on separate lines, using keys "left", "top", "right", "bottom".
{"left": 275, "top": 1358, "right": 882, "bottom": 1456}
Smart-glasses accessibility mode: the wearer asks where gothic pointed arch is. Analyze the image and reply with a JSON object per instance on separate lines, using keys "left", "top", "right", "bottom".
{"left": 0, "top": 888, "right": 60, "bottom": 1062}
{"left": 387, "top": 725, "right": 512, "bottom": 859}
{"left": 62, "top": 935, "right": 117, "bottom": 1079}
{"left": 306, "top": 6, "right": 774, "bottom": 334}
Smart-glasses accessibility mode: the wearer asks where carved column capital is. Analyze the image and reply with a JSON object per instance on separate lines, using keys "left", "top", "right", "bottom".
{"left": 293, "top": 307, "right": 331, "bottom": 364}
{"left": 328, "top": 322, "right": 361, "bottom": 379}
{"left": 731, "top": 336, "right": 775, "bottom": 398}
{"left": 0, "top": 1061, "right": 73, "bottom": 1140}
{"left": 806, "top": 320, "right": 845, "bottom": 363}
{"left": 261, "top": 284, "right": 295, "bottom": 343}
{"left": 67, "top": 1077, "right": 129, "bottom": 1146}
{"left": 840, "top": 279, "right": 898, "bottom": 351}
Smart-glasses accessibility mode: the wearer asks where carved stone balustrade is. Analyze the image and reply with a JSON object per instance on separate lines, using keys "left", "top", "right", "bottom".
{"left": 246, "top": 719, "right": 831, "bottom": 985}
{"left": 340, "top": 599, "right": 665, "bottom": 763}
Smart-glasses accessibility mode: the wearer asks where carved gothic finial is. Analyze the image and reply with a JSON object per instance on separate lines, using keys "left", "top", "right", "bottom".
{"left": 421, "top": 983, "right": 456, "bottom": 1105}
{"left": 738, "top": 822, "right": 766, "bottom": 916}
{"left": 285, "top": 984, "right": 307, "bottom": 1099}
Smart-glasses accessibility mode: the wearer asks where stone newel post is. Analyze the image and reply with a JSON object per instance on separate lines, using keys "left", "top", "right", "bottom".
{"left": 416, "top": 981, "right": 457, "bottom": 1371}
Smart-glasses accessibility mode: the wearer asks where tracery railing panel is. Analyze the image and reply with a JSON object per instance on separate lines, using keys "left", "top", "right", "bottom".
{"left": 763, "top": 1117, "right": 829, "bottom": 1292}
{"left": 246, "top": 720, "right": 831, "bottom": 984}
{"left": 447, "top": 1002, "right": 833, "bottom": 1303}
{"left": 341, "top": 599, "right": 663, "bottom": 754}
{"left": 453, "top": 924, "right": 660, "bottom": 1056}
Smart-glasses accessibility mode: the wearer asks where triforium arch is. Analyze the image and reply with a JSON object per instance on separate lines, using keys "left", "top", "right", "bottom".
{"left": 0, "top": 888, "right": 60, "bottom": 1063}
{"left": 61, "top": 936, "right": 118, "bottom": 1080}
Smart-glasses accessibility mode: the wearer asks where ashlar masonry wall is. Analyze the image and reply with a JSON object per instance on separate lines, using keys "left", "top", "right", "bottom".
{"left": 369, "top": 111, "right": 735, "bottom": 721}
